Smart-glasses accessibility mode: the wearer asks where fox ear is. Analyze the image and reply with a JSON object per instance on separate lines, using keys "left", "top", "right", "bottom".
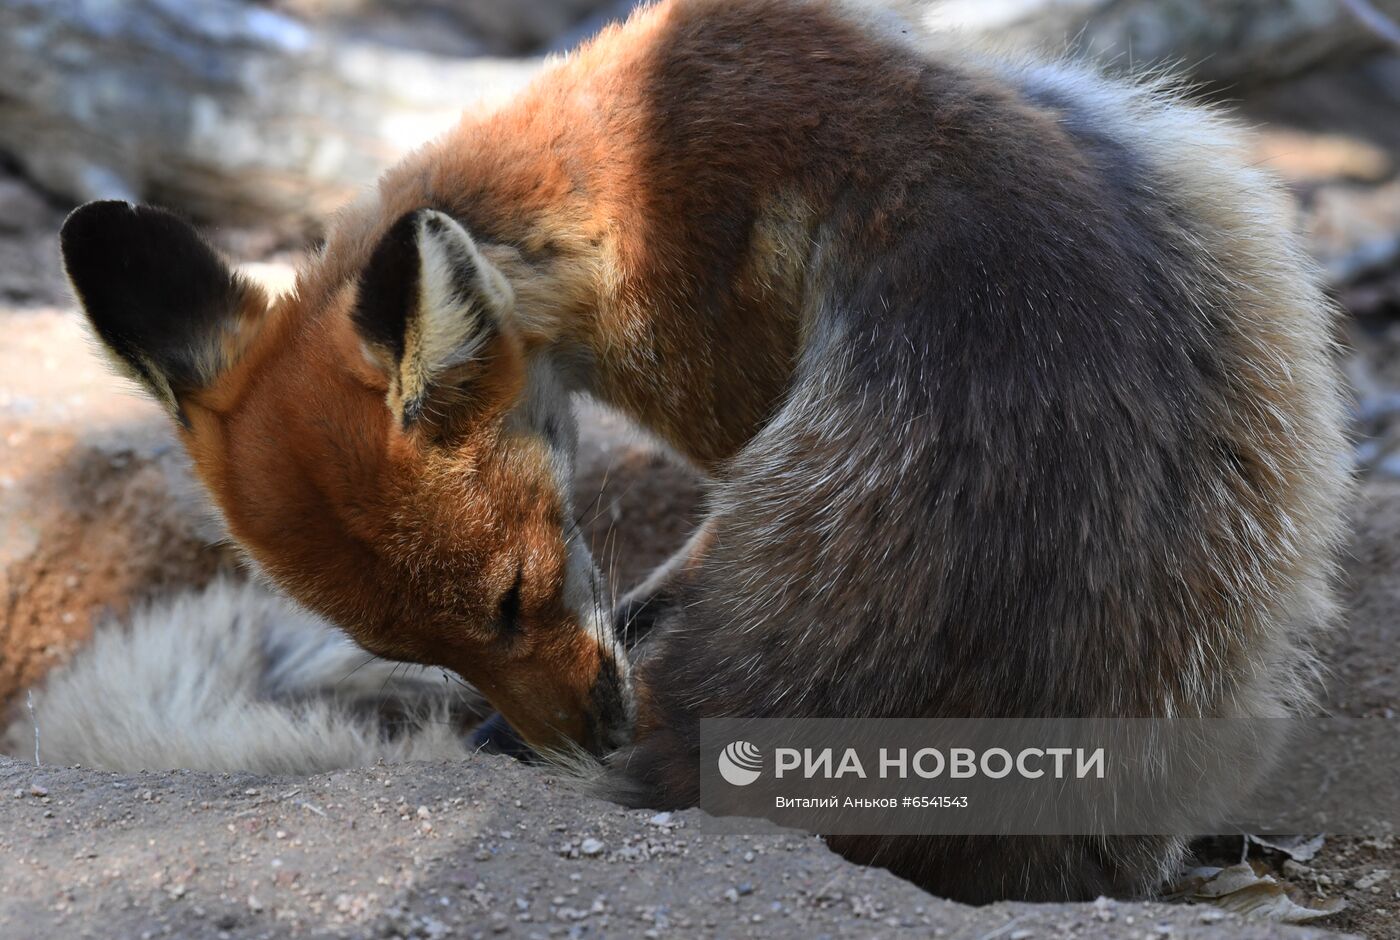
{"left": 60, "top": 201, "right": 265, "bottom": 423}
{"left": 352, "top": 208, "right": 516, "bottom": 429}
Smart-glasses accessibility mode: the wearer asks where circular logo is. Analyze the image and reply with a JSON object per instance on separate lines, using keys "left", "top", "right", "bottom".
{"left": 717, "top": 740, "right": 763, "bottom": 786}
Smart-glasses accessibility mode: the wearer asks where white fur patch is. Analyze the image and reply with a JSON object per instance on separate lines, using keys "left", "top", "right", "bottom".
{"left": 3, "top": 580, "right": 482, "bottom": 774}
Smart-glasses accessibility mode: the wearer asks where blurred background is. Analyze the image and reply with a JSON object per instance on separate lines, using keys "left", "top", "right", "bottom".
{"left": 1, "top": 1, "right": 1399, "bottom": 932}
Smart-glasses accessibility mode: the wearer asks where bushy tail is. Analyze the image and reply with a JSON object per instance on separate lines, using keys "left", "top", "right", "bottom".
{"left": 3, "top": 579, "right": 485, "bottom": 774}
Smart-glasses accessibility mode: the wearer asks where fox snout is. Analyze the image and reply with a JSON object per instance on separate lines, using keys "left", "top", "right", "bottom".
{"left": 471, "top": 626, "right": 633, "bottom": 759}
{"left": 472, "top": 677, "right": 632, "bottom": 760}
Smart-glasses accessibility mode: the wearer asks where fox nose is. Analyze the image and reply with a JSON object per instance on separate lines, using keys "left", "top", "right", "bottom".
{"left": 472, "top": 648, "right": 632, "bottom": 760}
{"left": 471, "top": 712, "right": 533, "bottom": 758}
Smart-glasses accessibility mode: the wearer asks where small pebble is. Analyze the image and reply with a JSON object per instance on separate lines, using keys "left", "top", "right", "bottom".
{"left": 1092, "top": 896, "right": 1115, "bottom": 922}
{"left": 579, "top": 838, "right": 605, "bottom": 856}
{"left": 1355, "top": 869, "right": 1391, "bottom": 891}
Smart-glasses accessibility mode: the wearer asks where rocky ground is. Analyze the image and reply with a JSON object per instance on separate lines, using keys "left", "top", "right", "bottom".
{"left": 0, "top": 755, "right": 1352, "bottom": 940}
{"left": 3, "top": 55, "right": 1400, "bottom": 939}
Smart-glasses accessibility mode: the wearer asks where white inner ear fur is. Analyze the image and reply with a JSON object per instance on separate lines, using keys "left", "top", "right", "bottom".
{"left": 399, "top": 210, "right": 515, "bottom": 409}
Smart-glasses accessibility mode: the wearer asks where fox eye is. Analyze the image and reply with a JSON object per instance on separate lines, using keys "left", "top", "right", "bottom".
{"left": 498, "top": 567, "right": 523, "bottom": 636}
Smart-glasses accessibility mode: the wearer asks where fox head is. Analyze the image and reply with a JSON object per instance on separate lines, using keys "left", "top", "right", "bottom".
{"left": 59, "top": 200, "right": 631, "bottom": 756}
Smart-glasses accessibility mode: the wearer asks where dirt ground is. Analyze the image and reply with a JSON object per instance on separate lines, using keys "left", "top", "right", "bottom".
{"left": 3, "top": 67, "right": 1400, "bottom": 936}
{"left": 3, "top": 754, "right": 1357, "bottom": 940}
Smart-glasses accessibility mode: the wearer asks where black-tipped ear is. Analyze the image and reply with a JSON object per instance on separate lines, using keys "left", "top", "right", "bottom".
{"left": 352, "top": 211, "right": 421, "bottom": 368}
{"left": 352, "top": 208, "right": 514, "bottom": 429}
{"left": 60, "top": 201, "right": 259, "bottom": 418}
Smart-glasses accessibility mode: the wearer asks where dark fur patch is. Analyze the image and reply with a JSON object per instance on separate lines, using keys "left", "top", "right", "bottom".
{"left": 60, "top": 200, "right": 245, "bottom": 398}
{"left": 352, "top": 211, "right": 423, "bottom": 363}
{"left": 498, "top": 566, "right": 524, "bottom": 638}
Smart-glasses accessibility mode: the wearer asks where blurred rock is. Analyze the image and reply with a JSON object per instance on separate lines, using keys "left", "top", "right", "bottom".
{"left": 1306, "top": 178, "right": 1400, "bottom": 286}
{"left": 0, "top": 0, "right": 543, "bottom": 228}
{"left": 0, "top": 169, "right": 69, "bottom": 308}
{"left": 9, "top": 0, "right": 1400, "bottom": 229}
{"left": 1251, "top": 130, "right": 1393, "bottom": 186}
{"left": 1245, "top": 125, "right": 1400, "bottom": 289}
{"left": 1234, "top": 56, "right": 1400, "bottom": 325}
{"left": 1348, "top": 319, "right": 1400, "bottom": 478}
{"left": 545, "top": 0, "right": 645, "bottom": 54}
{"left": 268, "top": 0, "right": 625, "bottom": 56}
{"left": 925, "top": 0, "right": 1400, "bottom": 87}
{"left": 0, "top": 174, "right": 57, "bottom": 234}
{"left": 1241, "top": 55, "right": 1400, "bottom": 160}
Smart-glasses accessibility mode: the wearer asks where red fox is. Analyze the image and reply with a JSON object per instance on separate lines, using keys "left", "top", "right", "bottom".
{"left": 54, "top": 0, "right": 1347, "bottom": 902}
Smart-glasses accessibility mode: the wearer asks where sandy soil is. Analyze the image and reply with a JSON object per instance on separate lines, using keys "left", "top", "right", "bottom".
{"left": 0, "top": 755, "right": 1353, "bottom": 939}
